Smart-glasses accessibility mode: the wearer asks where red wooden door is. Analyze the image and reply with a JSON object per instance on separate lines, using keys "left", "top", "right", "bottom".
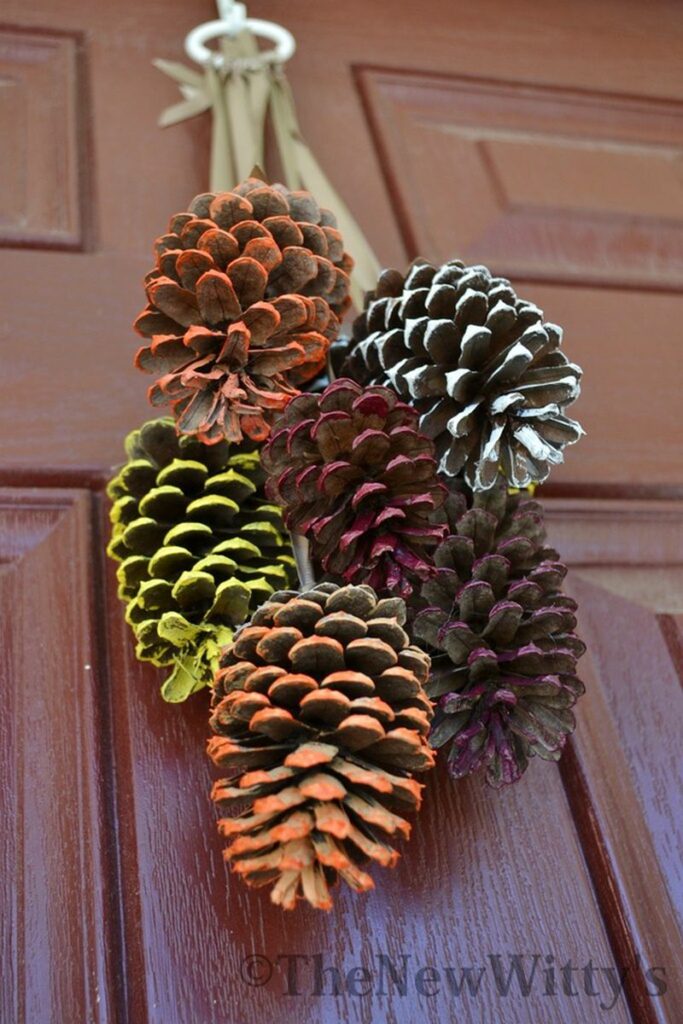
{"left": 1, "top": 2, "right": 681, "bottom": 1022}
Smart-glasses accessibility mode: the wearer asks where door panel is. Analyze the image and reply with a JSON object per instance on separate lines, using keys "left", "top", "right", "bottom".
{"left": 0, "top": 27, "right": 86, "bottom": 250}
{"left": 355, "top": 67, "right": 683, "bottom": 493}
{"left": 550, "top": 501, "right": 683, "bottom": 1019}
{"left": 0, "top": 489, "right": 119, "bottom": 1024}
{"left": 356, "top": 69, "right": 683, "bottom": 289}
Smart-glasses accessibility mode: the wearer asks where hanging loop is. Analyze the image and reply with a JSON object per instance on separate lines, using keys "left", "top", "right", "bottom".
{"left": 184, "top": 3, "right": 296, "bottom": 71}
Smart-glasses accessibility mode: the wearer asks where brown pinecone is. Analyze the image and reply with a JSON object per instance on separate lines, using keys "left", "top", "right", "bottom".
{"left": 413, "top": 480, "right": 585, "bottom": 787}
{"left": 134, "top": 175, "right": 353, "bottom": 445}
{"left": 207, "top": 582, "right": 435, "bottom": 910}
{"left": 342, "top": 260, "right": 583, "bottom": 489}
{"left": 261, "top": 379, "right": 448, "bottom": 598}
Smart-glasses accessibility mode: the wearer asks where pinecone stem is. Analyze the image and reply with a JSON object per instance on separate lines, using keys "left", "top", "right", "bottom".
{"left": 290, "top": 532, "right": 316, "bottom": 589}
{"left": 326, "top": 347, "right": 338, "bottom": 383}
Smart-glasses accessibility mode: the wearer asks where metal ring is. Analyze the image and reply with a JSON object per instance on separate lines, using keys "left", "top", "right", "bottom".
{"left": 185, "top": 17, "right": 296, "bottom": 68}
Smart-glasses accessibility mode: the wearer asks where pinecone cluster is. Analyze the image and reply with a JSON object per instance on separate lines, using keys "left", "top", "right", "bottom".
{"left": 106, "top": 169, "right": 591, "bottom": 914}
{"left": 262, "top": 378, "right": 448, "bottom": 598}
{"left": 207, "top": 582, "right": 435, "bottom": 910}
{"left": 413, "top": 480, "right": 585, "bottom": 787}
{"left": 107, "top": 417, "right": 296, "bottom": 700}
{"left": 135, "top": 176, "right": 353, "bottom": 445}
{"left": 342, "top": 259, "right": 583, "bottom": 489}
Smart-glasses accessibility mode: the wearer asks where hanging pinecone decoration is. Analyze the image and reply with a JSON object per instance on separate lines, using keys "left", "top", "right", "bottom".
{"left": 134, "top": 174, "right": 354, "bottom": 445}
{"left": 341, "top": 260, "right": 583, "bottom": 489}
{"left": 261, "top": 379, "right": 448, "bottom": 598}
{"left": 208, "top": 582, "right": 435, "bottom": 910}
{"left": 107, "top": 417, "right": 297, "bottom": 701}
{"left": 412, "top": 480, "right": 585, "bottom": 787}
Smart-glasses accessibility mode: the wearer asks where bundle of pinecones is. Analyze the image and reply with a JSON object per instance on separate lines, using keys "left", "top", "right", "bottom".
{"left": 108, "top": 171, "right": 586, "bottom": 911}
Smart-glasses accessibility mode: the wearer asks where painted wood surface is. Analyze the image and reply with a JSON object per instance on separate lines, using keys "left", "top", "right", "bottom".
{"left": 1, "top": 1, "right": 681, "bottom": 1022}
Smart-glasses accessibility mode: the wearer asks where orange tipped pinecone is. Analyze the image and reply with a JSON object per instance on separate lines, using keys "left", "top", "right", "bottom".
{"left": 134, "top": 176, "right": 354, "bottom": 445}
{"left": 207, "top": 582, "right": 435, "bottom": 911}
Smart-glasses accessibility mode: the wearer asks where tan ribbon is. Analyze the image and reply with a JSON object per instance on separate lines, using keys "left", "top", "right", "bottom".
{"left": 154, "top": 34, "right": 380, "bottom": 308}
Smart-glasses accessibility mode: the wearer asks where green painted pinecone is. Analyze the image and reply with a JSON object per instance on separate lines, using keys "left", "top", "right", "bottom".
{"left": 107, "top": 417, "right": 297, "bottom": 700}
{"left": 208, "top": 582, "right": 435, "bottom": 911}
{"left": 413, "top": 480, "right": 585, "bottom": 787}
{"left": 341, "top": 260, "right": 583, "bottom": 490}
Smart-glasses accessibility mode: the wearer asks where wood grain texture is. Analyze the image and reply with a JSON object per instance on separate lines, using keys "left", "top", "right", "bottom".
{"left": 547, "top": 500, "right": 683, "bottom": 1020}
{"left": 104, "top": 536, "right": 630, "bottom": 1022}
{"left": 0, "top": 250, "right": 151, "bottom": 473}
{"left": 0, "top": 489, "right": 123, "bottom": 1024}
{"left": 1, "top": 0, "right": 682, "bottom": 492}
{"left": 97, "top": 496, "right": 681, "bottom": 1024}
{"left": 7, "top": 487, "right": 680, "bottom": 1023}
{"left": 2, "top": 2, "right": 682, "bottom": 1022}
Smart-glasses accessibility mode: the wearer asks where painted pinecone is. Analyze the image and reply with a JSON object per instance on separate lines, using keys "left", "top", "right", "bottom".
{"left": 208, "top": 582, "right": 435, "bottom": 910}
{"left": 341, "top": 260, "right": 583, "bottom": 489}
{"left": 261, "top": 379, "right": 448, "bottom": 598}
{"left": 107, "top": 417, "right": 296, "bottom": 701}
{"left": 413, "top": 481, "right": 585, "bottom": 787}
{"left": 134, "top": 176, "right": 353, "bottom": 445}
